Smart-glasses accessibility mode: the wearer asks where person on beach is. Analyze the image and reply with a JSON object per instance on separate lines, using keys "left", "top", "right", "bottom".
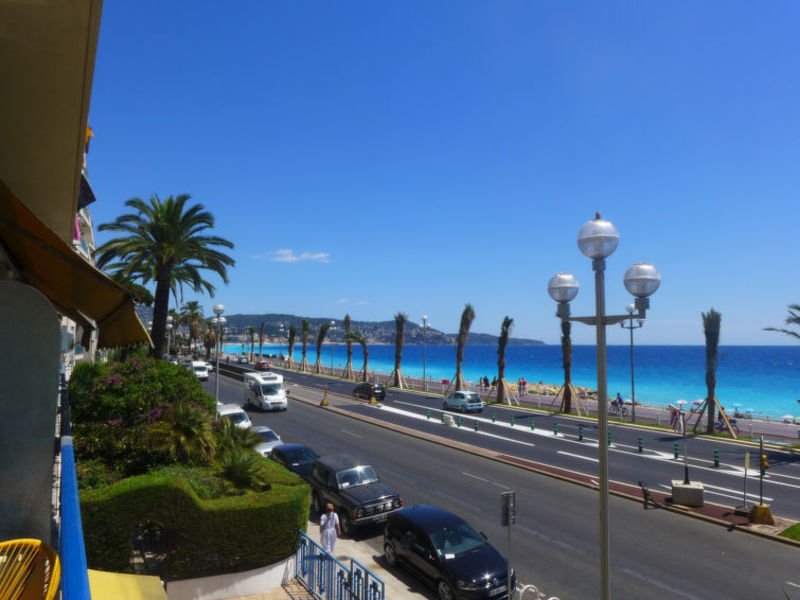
{"left": 320, "top": 502, "right": 341, "bottom": 553}
{"left": 521, "top": 378, "right": 527, "bottom": 396}
{"left": 491, "top": 376, "right": 497, "bottom": 388}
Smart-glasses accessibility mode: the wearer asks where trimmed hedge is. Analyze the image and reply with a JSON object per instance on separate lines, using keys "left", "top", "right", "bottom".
{"left": 80, "top": 469, "right": 309, "bottom": 580}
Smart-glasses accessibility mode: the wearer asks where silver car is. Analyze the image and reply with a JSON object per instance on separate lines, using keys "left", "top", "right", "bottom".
{"left": 442, "top": 391, "right": 484, "bottom": 413}
{"left": 253, "top": 425, "right": 282, "bottom": 457}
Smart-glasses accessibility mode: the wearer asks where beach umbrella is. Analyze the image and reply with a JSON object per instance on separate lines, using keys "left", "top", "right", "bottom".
{"left": 691, "top": 400, "right": 703, "bottom": 406}
{"left": 732, "top": 403, "right": 743, "bottom": 408}
{"left": 782, "top": 414, "right": 794, "bottom": 421}
{"left": 742, "top": 407, "right": 756, "bottom": 414}
{"left": 676, "top": 399, "right": 687, "bottom": 405}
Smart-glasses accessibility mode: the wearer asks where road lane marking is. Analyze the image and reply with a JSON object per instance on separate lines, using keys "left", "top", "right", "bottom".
{"left": 701, "top": 482, "right": 773, "bottom": 501}
{"left": 656, "top": 483, "right": 771, "bottom": 503}
{"left": 558, "top": 450, "right": 599, "bottom": 463}
{"left": 490, "top": 481, "right": 511, "bottom": 489}
{"left": 462, "top": 471, "right": 489, "bottom": 483}
{"left": 340, "top": 429, "right": 363, "bottom": 438}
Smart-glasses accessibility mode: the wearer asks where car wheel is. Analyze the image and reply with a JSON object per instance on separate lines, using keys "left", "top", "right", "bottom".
{"left": 460, "top": 406, "right": 466, "bottom": 414}
{"left": 312, "top": 492, "right": 322, "bottom": 514}
{"left": 384, "top": 542, "right": 398, "bottom": 567}
{"left": 442, "top": 401, "right": 448, "bottom": 410}
{"left": 339, "top": 510, "right": 353, "bottom": 537}
{"left": 438, "top": 580, "right": 455, "bottom": 600}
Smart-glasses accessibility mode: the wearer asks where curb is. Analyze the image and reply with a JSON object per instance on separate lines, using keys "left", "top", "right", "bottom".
{"left": 285, "top": 382, "right": 800, "bottom": 549}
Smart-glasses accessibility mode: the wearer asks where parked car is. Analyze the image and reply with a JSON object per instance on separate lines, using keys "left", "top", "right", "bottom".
{"left": 353, "top": 382, "right": 386, "bottom": 401}
{"left": 442, "top": 391, "right": 483, "bottom": 413}
{"left": 255, "top": 360, "right": 271, "bottom": 371}
{"left": 189, "top": 361, "right": 209, "bottom": 381}
{"left": 252, "top": 425, "right": 282, "bottom": 457}
{"left": 270, "top": 443, "right": 319, "bottom": 479}
{"left": 384, "top": 505, "right": 515, "bottom": 600}
{"left": 308, "top": 455, "right": 402, "bottom": 535}
{"left": 216, "top": 404, "right": 252, "bottom": 429}
{"left": 237, "top": 356, "right": 249, "bottom": 364}
{"left": 204, "top": 361, "right": 214, "bottom": 372}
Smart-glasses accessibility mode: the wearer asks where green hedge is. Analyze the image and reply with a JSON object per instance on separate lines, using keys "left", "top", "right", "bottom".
{"left": 80, "top": 469, "right": 309, "bottom": 580}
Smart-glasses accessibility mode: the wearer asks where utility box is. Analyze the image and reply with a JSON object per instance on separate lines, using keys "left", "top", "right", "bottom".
{"left": 671, "top": 480, "right": 704, "bottom": 507}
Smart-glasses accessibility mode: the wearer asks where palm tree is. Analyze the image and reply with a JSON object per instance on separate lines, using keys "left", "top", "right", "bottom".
{"left": 287, "top": 324, "right": 297, "bottom": 368}
{"left": 179, "top": 301, "right": 204, "bottom": 356}
{"left": 300, "top": 319, "right": 310, "bottom": 371}
{"left": 202, "top": 318, "right": 217, "bottom": 360}
{"left": 703, "top": 309, "right": 722, "bottom": 433}
{"left": 453, "top": 303, "right": 475, "bottom": 391}
{"left": 247, "top": 326, "right": 256, "bottom": 363}
{"left": 496, "top": 317, "right": 513, "bottom": 405}
{"left": 389, "top": 312, "right": 408, "bottom": 388}
{"left": 215, "top": 418, "right": 261, "bottom": 452}
{"left": 258, "top": 322, "right": 265, "bottom": 359}
{"left": 764, "top": 304, "right": 800, "bottom": 341}
{"left": 560, "top": 318, "right": 573, "bottom": 413}
{"left": 96, "top": 194, "right": 235, "bottom": 359}
{"left": 315, "top": 322, "right": 331, "bottom": 374}
{"left": 343, "top": 314, "right": 355, "bottom": 379}
{"left": 346, "top": 332, "right": 370, "bottom": 381}
{"left": 109, "top": 271, "right": 154, "bottom": 305}
{"left": 148, "top": 401, "right": 216, "bottom": 464}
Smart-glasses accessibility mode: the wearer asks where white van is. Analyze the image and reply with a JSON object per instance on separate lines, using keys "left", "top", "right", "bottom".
{"left": 189, "top": 360, "right": 209, "bottom": 381}
{"left": 244, "top": 372, "right": 289, "bottom": 412}
{"left": 217, "top": 403, "right": 252, "bottom": 429}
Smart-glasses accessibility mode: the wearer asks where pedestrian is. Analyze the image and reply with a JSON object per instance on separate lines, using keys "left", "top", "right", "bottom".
{"left": 491, "top": 376, "right": 497, "bottom": 388}
{"left": 319, "top": 502, "right": 341, "bottom": 553}
{"left": 521, "top": 378, "right": 527, "bottom": 396}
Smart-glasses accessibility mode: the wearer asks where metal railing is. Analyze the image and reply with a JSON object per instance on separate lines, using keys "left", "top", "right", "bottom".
{"left": 58, "top": 375, "right": 91, "bottom": 600}
{"left": 295, "top": 531, "right": 384, "bottom": 600}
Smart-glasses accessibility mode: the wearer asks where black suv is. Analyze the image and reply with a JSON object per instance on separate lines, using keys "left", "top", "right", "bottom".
{"left": 384, "top": 505, "right": 514, "bottom": 600}
{"left": 308, "top": 455, "right": 402, "bottom": 535}
{"left": 353, "top": 382, "right": 386, "bottom": 401}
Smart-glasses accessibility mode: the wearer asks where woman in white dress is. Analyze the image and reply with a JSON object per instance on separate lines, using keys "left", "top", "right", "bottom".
{"left": 320, "top": 503, "right": 341, "bottom": 553}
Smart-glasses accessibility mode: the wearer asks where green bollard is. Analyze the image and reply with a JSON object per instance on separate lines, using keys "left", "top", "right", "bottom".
{"left": 474, "top": 419, "right": 479, "bottom": 432}
{"left": 510, "top": 415, "right": 515, "bottom": 427}
{"left": 530, "top": 417, "right": 535, "bottom": 431}
{"left": 713, "top": 449, "right": 720, "bottom": 468}
{"left": 637, "top": 436, "right": 643, "bottom": 453}
{"left": 492, "top": 410, "right": 496, "bottom": 423}
{"left": 457, "top": 415, "right": 462, "bottom": 427}
{"left": 578, "top": 424, "right": 584, "bottom": 441}
{"left": 553, "top": 422, "right": 559, "bottom": 436}
{"left": 426, "top": 408, "right": 431, "bottom": 420}
{"left": 673, "top": 442, "right": 679, "bottom": 459}
{"left": 607, "top": 432, "right": 612, "bottom": 446}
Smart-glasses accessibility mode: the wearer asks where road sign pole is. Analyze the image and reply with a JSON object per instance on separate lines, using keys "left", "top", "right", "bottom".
{"left": 501, "top": 491, "right": 515, "bottom": 600}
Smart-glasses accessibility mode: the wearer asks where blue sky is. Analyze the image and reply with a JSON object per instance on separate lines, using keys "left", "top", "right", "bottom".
{"left": 87, "top": 2, "right": 800, "bottom": 345}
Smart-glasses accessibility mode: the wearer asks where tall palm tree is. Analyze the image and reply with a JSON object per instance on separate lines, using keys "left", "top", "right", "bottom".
{"left": 287, "top": 324, "right": 297, "bottom": 368}
{"left": 343, "top": 314, "right": 355, "bottom": 379}
{"left": 95, "top": 194, "right": 235, "bottom": 359}
{"left": 258, "top": 322, "right": 265, "bottom": 359}
{"left": 389, "top": 312, "right": 408, "bottom": 388}
{"left": 703, "top": 309, "right": 722, "bottom": 433}
{"left": 496, "top": 317, "right": 513, "bottom": 405}
{"left": 453, "top": 303, "right": 475, "bottom": 391}
{"left": 179, "top": 301, "right": 204, "bottom": 356}
{"left": 560, "top": 318, "right": 573, "bottom": 413}
{"left": 300, "top": 319, "right": 310, "bottom": 371}
{"left": 109, "top": 271, "right": 154, "bottom": 305}
{"left": 764, "top": 304, "right": 800, "bottom": 341}
{"left": 247, "top": 326, "right": 256, "bottom": 363}
{"left": 202, "top": 318, "right": 217, "bottom": 360}
{"left": 346, "top": 332, "right": 370, "bottom": 382}
{"left": 315, "top": 322, "right": 331, "bottom": 374}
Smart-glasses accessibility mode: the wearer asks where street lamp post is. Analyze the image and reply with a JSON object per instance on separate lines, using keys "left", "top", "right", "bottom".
{"left": 166, "top": 317, "right": 173, "bottom": 359}
{"left": 547, "top": 214, "right": 660, "bottom": 600}
{"left": 212, "top": 304, "right": 225, "bottom": 406}
{"left": 421, "top": 315, "right": 429, "bottom": 391}
{"left": 620, "top": 304, "right": 643, "bottom": 423}
{"left": 330, "top": 320, "right": 336, "bottom": 375}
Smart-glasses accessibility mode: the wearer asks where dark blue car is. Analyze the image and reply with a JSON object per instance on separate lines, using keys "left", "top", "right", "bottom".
{"left": 384, "top": 505, "right": 514, "bottom": 600}
{"left": 269, "top": 444, "right": 319, "bottom": 479}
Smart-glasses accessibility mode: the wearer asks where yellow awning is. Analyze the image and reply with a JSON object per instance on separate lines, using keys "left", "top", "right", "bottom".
{"left": 0, "top": 180, "right": 152, "bottom": 349}
{"left": 88, "top": 569, "right": 168, "bottom": 600}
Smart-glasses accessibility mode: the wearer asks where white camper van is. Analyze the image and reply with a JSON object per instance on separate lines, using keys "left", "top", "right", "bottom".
{"left": 244, "top": 372, "right": 289, "bottom": 411}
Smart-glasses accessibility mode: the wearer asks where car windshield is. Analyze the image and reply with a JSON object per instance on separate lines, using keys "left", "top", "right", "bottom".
{"left": 257, "top": 430, "right": 279, "bottom": 442}
{"left": 260, "top": 384, "right": 281, "bottom": 395}
{"left": 225, "top": 412, "right": 248, "bottom": 425}
{"left": 285, "top": 447, "right": 319, "bottom": 463}
{"left": 429, "top": 520, "right": 487, "bottom": 558}
{"left": 336, "top": 465, "right": 379, "bottom": 488}
{"left": 193, "top": 366, "right": 206, "bottom": 373}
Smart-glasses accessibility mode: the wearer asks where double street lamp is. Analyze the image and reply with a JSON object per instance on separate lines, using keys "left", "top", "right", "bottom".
{"left": 212, "top": 304, "right": 225, "bottom": 406}
{"left": 620, "top": 304, "right": 643, "bottom": 423}
{"left": 421, "top": 315, "right": 430, "bottom": 391}
{"left": 547, "top": 214, "right": 660, "bottom": 600}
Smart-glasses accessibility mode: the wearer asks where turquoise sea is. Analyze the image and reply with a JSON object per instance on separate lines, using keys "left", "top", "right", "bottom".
{"left": 222, "top": 343, "right": 800, "bottom": 419}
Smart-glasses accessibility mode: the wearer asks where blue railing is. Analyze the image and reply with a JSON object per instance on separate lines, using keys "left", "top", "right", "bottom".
{"left": 59, "top": 376, "right": 92, "bottom": 600}
{"left": 296, "top": 531, "right": 385, "bottom": 600}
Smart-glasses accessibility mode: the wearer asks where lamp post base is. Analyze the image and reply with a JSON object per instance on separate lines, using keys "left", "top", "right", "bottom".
{"left": 749, "top": 503, "right": 774, "bottom": 525}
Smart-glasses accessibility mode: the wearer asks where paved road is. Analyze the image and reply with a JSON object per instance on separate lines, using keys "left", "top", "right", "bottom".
{"left": 206, "top": 373, "right": 800, "bottom": 600}
{"left": 239, "top": 366, "right": 800, "bottom": 521}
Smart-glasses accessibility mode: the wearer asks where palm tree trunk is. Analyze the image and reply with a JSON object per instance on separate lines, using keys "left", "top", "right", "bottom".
{"left": 150, "top": 273, "right": 171, "bottom": 358}
{"left": 344, "top": 315, "right": 354, "bottom": 379}
{"left": 361, "top": 344, "right": 370, "bottom": 382}
{"left": 561, "top": 319, "right": 573, "bottom": 413}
